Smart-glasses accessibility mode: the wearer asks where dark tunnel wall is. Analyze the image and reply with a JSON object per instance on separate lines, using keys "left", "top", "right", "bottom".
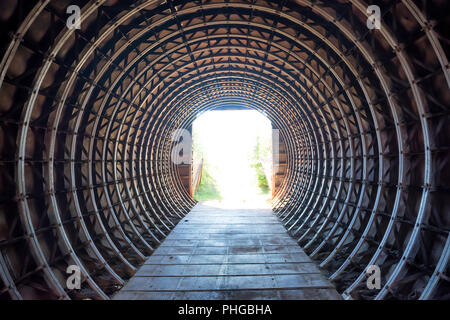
{"left": 0, "top": 0, "right": 449, "bottom": 300}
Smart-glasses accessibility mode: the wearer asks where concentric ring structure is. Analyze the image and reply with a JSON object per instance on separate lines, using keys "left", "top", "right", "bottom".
{"left": 0, "top": 0, "right": 449, "bottom": 300}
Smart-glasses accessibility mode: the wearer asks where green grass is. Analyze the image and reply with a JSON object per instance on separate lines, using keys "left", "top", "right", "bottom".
{"left": 193, "top": 166, "right": 222, "bottom": 202}
{"left": 251, "top": 162, "right": 270, "bottom": 194}
{"left": 250, "top": 136, "right": 270, "bottom": 194}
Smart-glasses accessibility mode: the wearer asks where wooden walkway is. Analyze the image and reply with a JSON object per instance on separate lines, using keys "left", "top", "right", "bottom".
{"left": 113, "top": 202, "right": 341, "bottom": 300}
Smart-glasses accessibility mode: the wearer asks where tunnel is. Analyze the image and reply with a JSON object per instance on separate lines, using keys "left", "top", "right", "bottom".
{"left": 0, "top": 0, "right": 449, "bottom": 300}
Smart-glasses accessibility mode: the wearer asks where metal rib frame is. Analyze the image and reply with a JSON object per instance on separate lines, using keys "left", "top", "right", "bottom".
{"left": 0, "top": 0, "right": 448, "bottom": 300}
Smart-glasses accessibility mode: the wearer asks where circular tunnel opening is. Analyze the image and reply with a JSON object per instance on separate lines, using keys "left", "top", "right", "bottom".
{"left": 191, "top": 109, "right": 274, "bottom": 205}
{"left": 0, "top": 0, "right": 448, "bottom": 300}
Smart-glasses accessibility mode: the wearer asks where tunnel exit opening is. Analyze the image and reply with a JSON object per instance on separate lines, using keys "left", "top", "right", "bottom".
{"left": 190, "top": 109, "right": 274, "bottom": 208}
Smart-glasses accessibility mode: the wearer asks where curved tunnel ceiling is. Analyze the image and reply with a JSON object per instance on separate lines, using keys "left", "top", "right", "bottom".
{"left": 0, "top": 0, "right": 449, "bottom": 300}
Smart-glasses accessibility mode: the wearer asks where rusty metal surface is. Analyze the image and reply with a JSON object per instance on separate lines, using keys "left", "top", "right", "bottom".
{"left": 0, "top": 0, "right": 448, "bottom": 299}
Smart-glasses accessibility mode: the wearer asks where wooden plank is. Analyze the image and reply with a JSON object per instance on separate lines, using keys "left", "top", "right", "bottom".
{"left": 113, "top": 202, "right": 342, "bottom": 300}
